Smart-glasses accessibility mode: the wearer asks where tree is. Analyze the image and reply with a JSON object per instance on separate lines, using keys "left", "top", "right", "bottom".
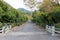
{"left": 23, "top": 0, "right": 42, "bottom": 11}
{"left": 0, "top": 0, "right": 28, "bottom": 25}
{"left": 51, "top": 0, "right": 60, "bottom": 4}
{"left": 39, "top": 0, "right": 52, "bottom": 13}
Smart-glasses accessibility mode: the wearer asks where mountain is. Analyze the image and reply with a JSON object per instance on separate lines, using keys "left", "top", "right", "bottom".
{"left": 18, "top": 8, "right": 31, "bottom": 14}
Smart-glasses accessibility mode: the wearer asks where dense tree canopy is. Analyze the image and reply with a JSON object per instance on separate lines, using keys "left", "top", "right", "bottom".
{"left": 32, "top": 0, "right": 60, "bottom": 28}
{"left": 0, "top": 0, "right": 28, "bottom": 27}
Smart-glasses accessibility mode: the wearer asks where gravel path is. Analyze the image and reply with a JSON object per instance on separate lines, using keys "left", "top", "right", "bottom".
{"left": 0, "top": 21, "right": 60, "bottom": 40}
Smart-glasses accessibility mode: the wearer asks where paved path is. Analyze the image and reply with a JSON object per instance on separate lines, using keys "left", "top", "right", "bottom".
{"left": 0, "top": 21, "right": 60, "bottom": 40}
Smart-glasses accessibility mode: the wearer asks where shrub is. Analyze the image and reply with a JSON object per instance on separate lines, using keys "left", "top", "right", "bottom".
{"left": 0, "top": 22, "right": 2, "bottom": 28}
{"left": 46, "top": 13, "right": 54, "bottom": 26}
{"left": 46, "top": 6, "right": 60, "bottom": 25}
{"left": 55, "top": 23, "right": 60, "bottom": 28}
{"left": 0, "top": 0, "right": 28, "bottom": 27}
{"left": 32, "top": 9, "right": 60, "bottom": 27}
{"left": 32, "top": 11, "right": 46, "bottom": 27}
{"left": 51, "top": 11, "right": 60, "bottom": 23}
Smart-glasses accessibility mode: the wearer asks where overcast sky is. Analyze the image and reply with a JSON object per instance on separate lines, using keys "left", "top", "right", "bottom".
{"left": 3, "top": 0, "right": 43, "bottom": 11}
{"left": 4, "top": 0, "right": 31, "bottom": 11}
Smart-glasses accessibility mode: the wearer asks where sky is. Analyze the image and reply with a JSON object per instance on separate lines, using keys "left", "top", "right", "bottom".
{"left": 3, "top": 0, "right": 43, "bottom": 11}
{"left": 4, "top": 0, "right": 31, "bottom": 11}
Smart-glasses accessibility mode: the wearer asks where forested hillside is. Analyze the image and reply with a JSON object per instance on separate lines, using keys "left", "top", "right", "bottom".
{"left": 0, "top": 0, "right": 28, "bottom": 28}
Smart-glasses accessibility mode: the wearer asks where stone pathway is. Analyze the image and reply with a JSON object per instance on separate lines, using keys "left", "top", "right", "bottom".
{"left": 0, "top": 21, "right": 60, "bottom": 40}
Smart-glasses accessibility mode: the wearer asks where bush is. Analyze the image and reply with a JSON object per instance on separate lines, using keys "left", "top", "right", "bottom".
{"left": 32, "top": 9, "right": 60, "bottom": 27}
{"left": 51, "top": 11, "right": 60, "bottom": 23}
{"left": 45, "top": 13, "right": 54, "bottom": 26}
{"left": 0, "top": 22, "right": 2, "bottom": 28}
{"left": 55, "top": 23, "right": 60, "bottom": 28}
{"left": 32, "top": 11, "right": 46, "bottom": 27}
{"left": 0, "top": 0, "right": 28, "bottom": 27}
{"left": 46, "top": 6, "right": 60, "bottom": 25}
{"left": 32, "top": 1, "right": 60, "bottom": 28}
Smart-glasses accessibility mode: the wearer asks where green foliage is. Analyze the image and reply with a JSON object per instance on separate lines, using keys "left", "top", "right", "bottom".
{"left": 52, "top": 12, "right": 60, "bottom": 23}
{"left": 32, "top": 0, "right": 60, "bottom": 28}
{"left": 32, "top": 11, "right": 46, "bottom": 27}
{"left": 0, "top": 0, "right": 28, "bottom": 26}
{"left": 55, "top": 23, "right": 60, "bottom": 29}
{"left": 49, "top": 6, "right": 60, "bottom": 23}
{"left": 0, "top": 22, "right": 2, "bottom": 28}
{"left": 32, "top": 5, "right": 60, "bottom": 28}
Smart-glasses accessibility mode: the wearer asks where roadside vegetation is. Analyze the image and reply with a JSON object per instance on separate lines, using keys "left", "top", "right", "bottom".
{"left": 0, "top": 0, "right": 28, "bottom": 28}
{"left": 32, "top": 0, "right": 60, "bottom": 28}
